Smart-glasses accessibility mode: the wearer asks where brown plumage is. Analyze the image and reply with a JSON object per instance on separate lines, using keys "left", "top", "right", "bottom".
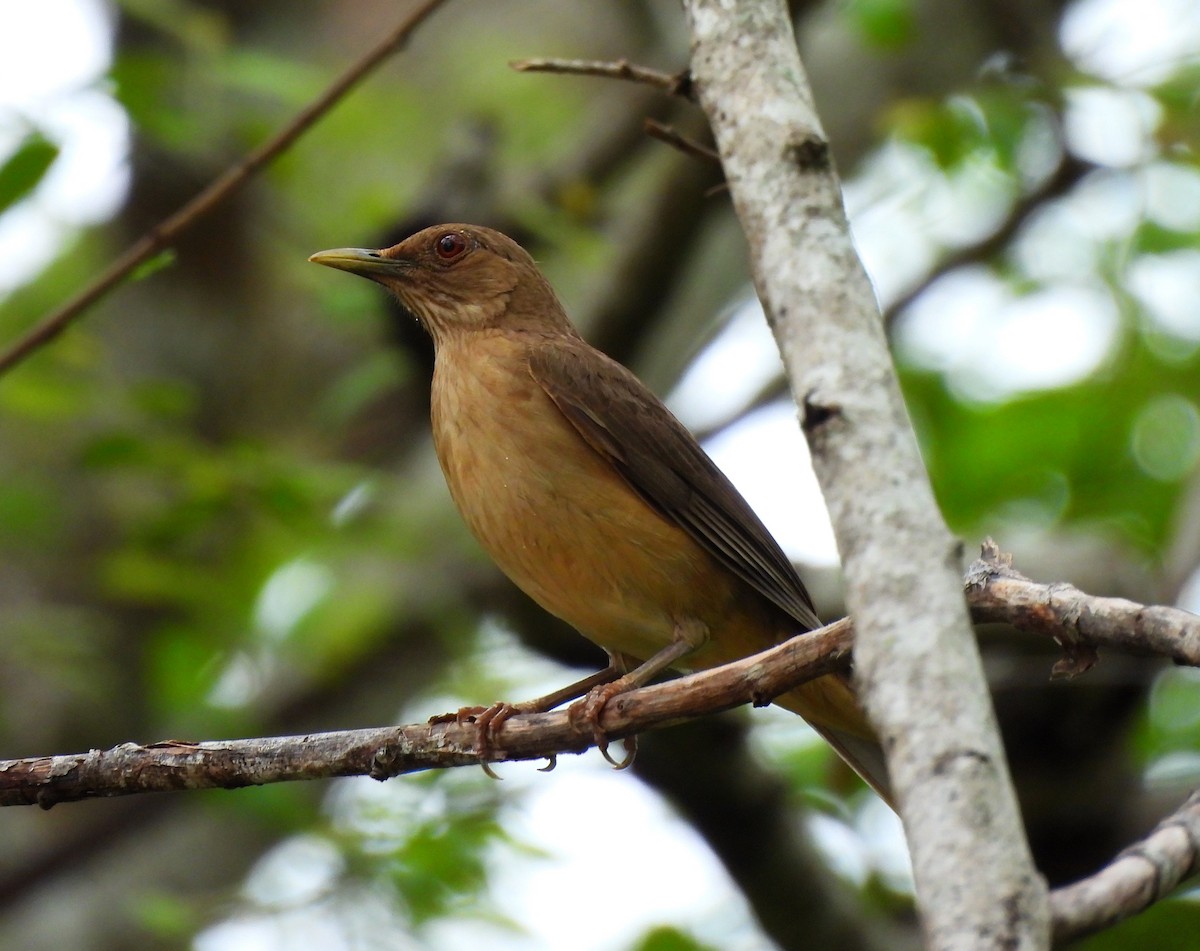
{"left": 310, "top": 224, "right": 889, "bottom": 801}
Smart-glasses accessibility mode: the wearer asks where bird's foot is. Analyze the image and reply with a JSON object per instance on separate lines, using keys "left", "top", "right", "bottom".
{"left": 429, "top": 702, "right": 524, "bottom": 778}
{"left": 568, "top": 684, "right": 637, "bottom": 769}
{"left": 427, "top": 662, "right": 634, "bottom": 774}
{"left": 428, "top": 705, "right": 489, "bottom": 727}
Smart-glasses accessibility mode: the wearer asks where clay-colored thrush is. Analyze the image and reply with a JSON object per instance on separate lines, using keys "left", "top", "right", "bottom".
{"left": 310, "top": 224, "right": 888, "bottom": 799}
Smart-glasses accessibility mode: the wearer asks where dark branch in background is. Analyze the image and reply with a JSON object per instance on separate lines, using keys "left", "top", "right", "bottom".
{"left": 511, "top": 57, "right": 695, "bottom": 100}
{"left": 882, "top": 153, "right": 1091, "bottom": 326}
{"left": 636, "top": 717, "right": 914, "bottom": 951}
{"left": 0, "top": 0, "right": 451, "bottom": 376}
{"left": 694, "top": 154, "right": 1094, "bottom": 442}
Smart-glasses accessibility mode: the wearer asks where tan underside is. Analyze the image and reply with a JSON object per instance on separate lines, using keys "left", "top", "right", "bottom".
{"left": 431, "top": 330, "right": 889, "bottom": 803}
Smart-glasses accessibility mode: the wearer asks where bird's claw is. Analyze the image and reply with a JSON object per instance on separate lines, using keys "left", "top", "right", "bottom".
{"left": 599, "top": 734, "right": 637, "bottom": 770}
{"left": 430, "top": 702, "right": 519, "bottom": 778}
{"left": 569, "top": 683, "right": 637, "bottom": 769}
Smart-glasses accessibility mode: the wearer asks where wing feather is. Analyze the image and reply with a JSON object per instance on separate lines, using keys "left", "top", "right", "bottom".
{"left": 527, "top": 339, "right": 820, "bottom": 631}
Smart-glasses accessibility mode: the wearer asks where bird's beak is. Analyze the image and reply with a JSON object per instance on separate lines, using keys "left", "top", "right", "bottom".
{"left": 308, "top": 247, "right": 408, "bottom": 278}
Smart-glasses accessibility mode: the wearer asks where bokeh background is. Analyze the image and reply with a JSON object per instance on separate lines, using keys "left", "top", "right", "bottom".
{"left": 2, "top": 1, "right": 1200, "bottom": 948}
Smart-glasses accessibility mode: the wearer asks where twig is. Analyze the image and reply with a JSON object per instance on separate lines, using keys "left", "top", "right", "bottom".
{"left": 967, "top": 539, "right": 1200, "bottom": 672}
{"left": 0, "top": 619, "right": 854, "bottom": 808}
{"left": 643, "top": 118, "right": 722, "bottom": 165}
{"left": 1050, "top": 790, "right": 1200, "bottom": 942}
{"left": 511, "top": 57, "right": 694, "bottom": 100}
{"left": 883, "top": 154, "right": 1091, "bottom": 327}
{"left": 0, "top": 0, "right": 451, "bottom": 376}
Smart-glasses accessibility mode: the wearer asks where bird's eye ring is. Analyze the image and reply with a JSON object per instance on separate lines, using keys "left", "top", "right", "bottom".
{"left": 434, "top": 232, "right": 468, "bottom": 260}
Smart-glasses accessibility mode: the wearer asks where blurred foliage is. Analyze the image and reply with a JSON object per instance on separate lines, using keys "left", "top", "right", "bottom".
{"left": 331, "top": 771, "right": 509, "bottom": 931}
{"left": 630, "top": 926, "right": 719, "bottom": 951}
{"left": 887, "top": 59, "right": 1200, "bottom": 563}
{"left": 1, "top": 0, "right": 1199, "bottom": 949}
{"left": 0, "top": 131, "right": 59, "bottom": 216}
{"left": 1072, "top": 895, "right": 1200, "bottom": 951}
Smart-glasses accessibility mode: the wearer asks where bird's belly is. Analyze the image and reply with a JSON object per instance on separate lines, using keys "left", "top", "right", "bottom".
{"left": 431, "top": 343, "right": 724, "bottom": 661}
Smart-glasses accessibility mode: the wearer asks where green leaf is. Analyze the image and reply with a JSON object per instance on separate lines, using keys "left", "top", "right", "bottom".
{"left": 888, "top": 89, "right": 1035, "bottom": 171}
{"left": 385, "top": 808, "right": 505, "bottom": 925}
{"left": 0, "top": 132, "right": 59, "bottom": 215}
{"left": 130, "top": 248, "right": 177, "bottom": 282}
{"left": 844, "top": 0, "right": 916, "bottom": 50}
{"left": 632, "top": 926, "right": 720, "bottom": 951}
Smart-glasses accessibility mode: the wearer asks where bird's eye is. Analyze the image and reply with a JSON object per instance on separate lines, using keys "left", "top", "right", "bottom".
{"left": 434, "top": 232, "right": 468, "bottom": 260}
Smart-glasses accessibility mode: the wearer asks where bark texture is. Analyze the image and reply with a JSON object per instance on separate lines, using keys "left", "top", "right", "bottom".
{"left": 681, "top": 2, "right": 1050, "bottom": 948}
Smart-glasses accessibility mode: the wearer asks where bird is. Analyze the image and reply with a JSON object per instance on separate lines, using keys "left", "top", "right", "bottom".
{"left": 310, "top": 223, "right": 889, "bottom": 801}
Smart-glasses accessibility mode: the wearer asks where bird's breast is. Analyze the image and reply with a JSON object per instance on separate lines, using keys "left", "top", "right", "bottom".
{"left": 428, "top": 333, "right": 728, "bottom": 660}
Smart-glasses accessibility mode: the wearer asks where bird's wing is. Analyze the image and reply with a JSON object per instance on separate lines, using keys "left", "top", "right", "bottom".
{"left": 527, "top": 338, "right": 821, "bottom": 631}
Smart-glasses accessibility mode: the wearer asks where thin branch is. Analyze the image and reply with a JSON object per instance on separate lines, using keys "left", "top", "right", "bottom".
{"left": 0, "top": 619, "right": 854, "bottom": 808}
{"left": 0, "top": 0, "right": 451, "bottom": 376}
{"left": 511, "top": 57, "right": 694, "bottom": 100}
{"left": 643, "top": 118, "right": 722, "bottom": 165}
{"left": 967, "top": 539, "right": 1200, "bottom": 672}
{"left": 883, "top": 154, "right": 1091, "bottom": 327}
{"left": 1050, "top": 790, "right": 1200, "bottom": 943}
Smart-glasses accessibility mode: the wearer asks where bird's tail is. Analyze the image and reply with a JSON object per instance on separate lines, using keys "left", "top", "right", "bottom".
{"left": 774, "top": 673, "right": 893, "bottom": 808}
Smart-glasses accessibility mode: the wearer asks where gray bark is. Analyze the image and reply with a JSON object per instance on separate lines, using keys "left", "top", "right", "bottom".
{"left": 681, "top": 2, "right": 1050, "bottom": 947}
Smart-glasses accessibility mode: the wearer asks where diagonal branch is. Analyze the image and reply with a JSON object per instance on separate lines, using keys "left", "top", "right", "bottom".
{"left": 0, "top": 618, "right": 853, "bottom": 808}
{"left": 0, "top": 0, "right": 451, "bottom": 376}
{"left": 1050, "top": 791, "right": 1200, "bottom": 943}
{"left": 643, "top": 118, "right": 722, "bottom": 165}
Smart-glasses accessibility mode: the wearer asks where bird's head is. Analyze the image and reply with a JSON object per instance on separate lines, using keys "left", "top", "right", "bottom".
{"left": 309, "top": 224, "right": 571, "bottom": 344}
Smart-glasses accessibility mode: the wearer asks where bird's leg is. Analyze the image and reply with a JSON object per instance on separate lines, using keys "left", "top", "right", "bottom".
{"left": 513, "top": 661, "right": 628, "bottom": 713}
{"left": 429, "top": 658, "right": 626, "bottom": 763}
{"left": 570, "top": 620, "right": 708, "bottom": 765}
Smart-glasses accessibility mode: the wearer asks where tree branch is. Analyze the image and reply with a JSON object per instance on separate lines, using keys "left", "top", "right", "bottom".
{"left": 680, "top": 2, "right": 1049, "bottom": 948}
{"left": 0, "top": 619, "right": 853, "bottom": 808}
{"left": 968, "top": 539, "right": 1200, "bottom": 671}
{"left": 642, "top": 118, "right": 722, "bottom": 165}
{"left": 1050, "top": 791, "right": 1200, "bottom": 943}
{"left": 882, "top": 154, "right": 1091, "bottom": 327}
{"left": 0, "top": 0, "right": 450, "bottom": 376}
{"left": 510, "top": 57, "right": 694, "bottom": 100}
{"left": 5, "top": 547, "right": 1200, "bottom": 936}
{"left": 5, "top": 545, "right": 1198, "bottom": 805}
